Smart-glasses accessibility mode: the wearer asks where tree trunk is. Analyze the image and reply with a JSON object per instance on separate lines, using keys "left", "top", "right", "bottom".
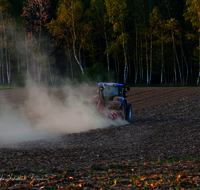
{"left": 3, "top": 22, "right": 9, "bottom": 85}
{"left": 1, "top": 13, "right": 4, "bottom": 84}
{"left": 135, "top": 25, "right": 138, "bottom": 84}
{"left": 123, "top": 38, "right": 128, "bottom": 86}
{"left": 198, "top": 27, "right": 200, "bottom": 85}
{"left": 180, "top": 36, "right": 188, "bottom": 84}
{"left": 25, "top": 32, "right": 29, "bottom": 79}
{"left": 8, "top": 51, "right": 11, "bottom": 85}
{"left": 140, "top": 39, "right": 143, "bottom": 80}
{"left": 79, "top": 46, "right": 82, "bottom": 66}
{"left": 39, "top": 1, "right": 42, "bottom": 48}
{"left": 173, "top": 41, "right": 177, "bottom": 84}
{"left": 49, "top": 62, "right": 54, "bottom": 86}
{"left": 128, "top": 55, "right": 131, "bottom": 80}
{"left": 161, "top": 27, "right": 164, "bottom": 85}
{"left": 142, "top": 0, "right": 147, "bottom": 84}
{"left": 15, "top": 23, "right": 20, "bottom": 72}
{"left": 73, "top": 35, "right": 84, "bottom": 74}
{"left": 0, "top": 24, "right": 2, "bottom": 83}
{"left": 114, "top": 54, "right": 117, "bottom": 81}
{"left": 190, "top": 44, "right": 192, "bottom": 75}
{"left": 34, "top": 63, "right": 36, "bottom": 80}
{"left": 37, "top": 65, "right": 41, "bottom": 84}
{"left": 181, "top": 47, "right": 184, "bottom": 84}
{"left": 145, "top": 33, "right": 149, "bottom": 85}
{"left": 174, "top": 43, "right": 182, "bottom": 84}
{"left": 150, "top": 27, "right": 152, "bottom": 84}
{"left": 171, "top": 29, "right": 182, "bottom": 84}
{"left": 105, "top": 31, "right": 110, "bottom": 74}
{"left": 117, "top": 56, "right": 120, "bottom": 83}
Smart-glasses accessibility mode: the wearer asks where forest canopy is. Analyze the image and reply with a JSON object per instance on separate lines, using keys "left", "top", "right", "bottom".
{"left": 0, "top": 0, "right": 199, "bottom": 86}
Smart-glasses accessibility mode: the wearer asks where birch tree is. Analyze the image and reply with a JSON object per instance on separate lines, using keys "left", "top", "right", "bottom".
{"left": 184, "top": 0, "right": 200, "bottom": 84}
{"left": 22, "top": 0, "right": 50, "bottom": 83}
{"left": 0, "top": 0, "right": 13, "bottom": 85}
{"left": 47, "top": 0, "right": 91, "bottom": 74}
{"left": 166, "top": 18, "right": 182, "bottom": 84}
{"left": 150, "top": 7, "right": 166, "bottom": 85}
{"left": 91, "top": 0, "right": 110, "bottom": 74}
{"left": 105, "top": 0, "right": 128, "bottom": 85}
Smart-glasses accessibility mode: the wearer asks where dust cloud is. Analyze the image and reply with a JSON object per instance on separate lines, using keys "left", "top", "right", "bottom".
{"left": 0, "top": 80, "right": 128, "bottom": 146}
{"left": 0, "top": 100, "right": 50, "bottom": 145}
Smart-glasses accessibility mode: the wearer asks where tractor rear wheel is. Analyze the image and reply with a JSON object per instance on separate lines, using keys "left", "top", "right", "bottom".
{"left": 121, "top": 102, "right": 127, "bottom": 118}
{"left": 126, "top": 103, "right": 132, "bottom": 119}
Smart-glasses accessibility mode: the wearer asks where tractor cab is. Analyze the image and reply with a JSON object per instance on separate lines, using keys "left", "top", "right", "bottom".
{"left": 87, "top": 82, "right": 132, "bottom": 120}
{"left": 97, "top": 83, "right": 129, "bottom": 101}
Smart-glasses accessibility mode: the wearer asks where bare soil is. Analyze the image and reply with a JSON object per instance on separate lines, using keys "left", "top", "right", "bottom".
{"left": 0, "top": 87, "right": 200, "bottom": 189}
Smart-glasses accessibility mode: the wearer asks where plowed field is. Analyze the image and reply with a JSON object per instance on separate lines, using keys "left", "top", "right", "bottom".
{"left": 0, "top": 87, "right": 200, "bottom": 189}
{"left": 127, "top": 87, "right": 200, "bottom": 111}
{"left": 2, "top": 87, "right": 200, "bottom": 111}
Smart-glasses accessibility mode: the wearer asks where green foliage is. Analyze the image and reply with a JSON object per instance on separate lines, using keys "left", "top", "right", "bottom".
{"left": 11, "top": 72, "right": 25, "bottom": 87}
{"left": 1, "top": 0, "right": 200, "bottom": 86}
{"left": 84, "top": 63, "right": 109, "bottom": 82}
{"left": 184, "top": 0, "right": 200, "bottom": 29}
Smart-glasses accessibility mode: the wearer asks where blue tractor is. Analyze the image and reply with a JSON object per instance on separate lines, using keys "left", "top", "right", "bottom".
{"left": 91, "top": 83, "right": 132, "bottom": 120}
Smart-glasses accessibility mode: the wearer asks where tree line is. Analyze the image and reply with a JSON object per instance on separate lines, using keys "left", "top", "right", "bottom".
{"left": 0, "top": 0, "right": 199, "bottom": 86}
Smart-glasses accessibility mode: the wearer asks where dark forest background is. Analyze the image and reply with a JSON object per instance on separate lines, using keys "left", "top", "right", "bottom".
{"left": 0, "top": 0, "right": 200, "bottom": 86}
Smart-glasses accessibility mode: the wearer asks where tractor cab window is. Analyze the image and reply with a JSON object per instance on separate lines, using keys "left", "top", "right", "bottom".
{"left": 104, "top": 86, "right": 119, "bottom": 96}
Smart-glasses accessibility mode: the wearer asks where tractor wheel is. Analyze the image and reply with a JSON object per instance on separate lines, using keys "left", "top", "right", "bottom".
{"left": 119, "top": 101, "right": 127, "bottom": 119}
{"left": 126, "top": 103, "right": 132, "bottom": 119}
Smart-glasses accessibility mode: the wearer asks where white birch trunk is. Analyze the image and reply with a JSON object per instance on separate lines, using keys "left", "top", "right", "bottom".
{"left": 140, "top": 40, "right": 143, "bottom": 80}
{"left": 71, "top": 5, "right": 84, "bottom": 74}
{"left": 114, "top": 55, "right": 117, "bottom": 80}
{"left": 8, "top": 52, "right": 11, "bottom": 85}
{"left": 79, "top": 46, "right": 81, "bottom": 66}
{"left": 161, "top": 27, "right": 164, "bottom": 85}
{"left": 173, "top": 42, "right": 177, "bottom": 84}
{"left": 179, "top": 36, "right": 188, "bottom": 84}
{"left": 105, "top": 31, "right": 110, "bottom": 74}
{"left": 25, "top": 33, "right": 29, "bottom": 79}
{"left": 0, "top": 24, "right": 1, "bottom": 83}
{"left": 3, "top": 22, "right": 9, "bottom": 86}
{"left": 37, "top": 65, "right": 41, "bottom": 84}
{"left": 15, "top": 23, "right": 20, "bottom": 72}
{"left": 117, "top": 56, "right": 119, "bottom": 83}
{"left": 34, "top": 63, "right": 36, "bottom": 80}
{"left": 134, "top": 54, "right": 138, "bottom": 84}
{"left": 150, "top": 27, "right": 152, "bottom": 84}
{"left": 171, "top": 29, "right": 182, "bottom": 84}
{"left": 174, "top": 42, "right": 182, "bottom": 84}
{"left": 135, "top": 26, "right": 138, "bottom": 84}
{"left": 123, "top": 38, "right": 128, "bottom": 86}
{"left": 145, "top": 33, "right": 149, "bottom": 85}
{"left": 128, "top": 55, "right": 131, "bottom": 79}
{"left": 0, "top": 13, "right": 4, "bottom": 84}
{"left": 73, "top": 37, "right": 84, "bottom": 74}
